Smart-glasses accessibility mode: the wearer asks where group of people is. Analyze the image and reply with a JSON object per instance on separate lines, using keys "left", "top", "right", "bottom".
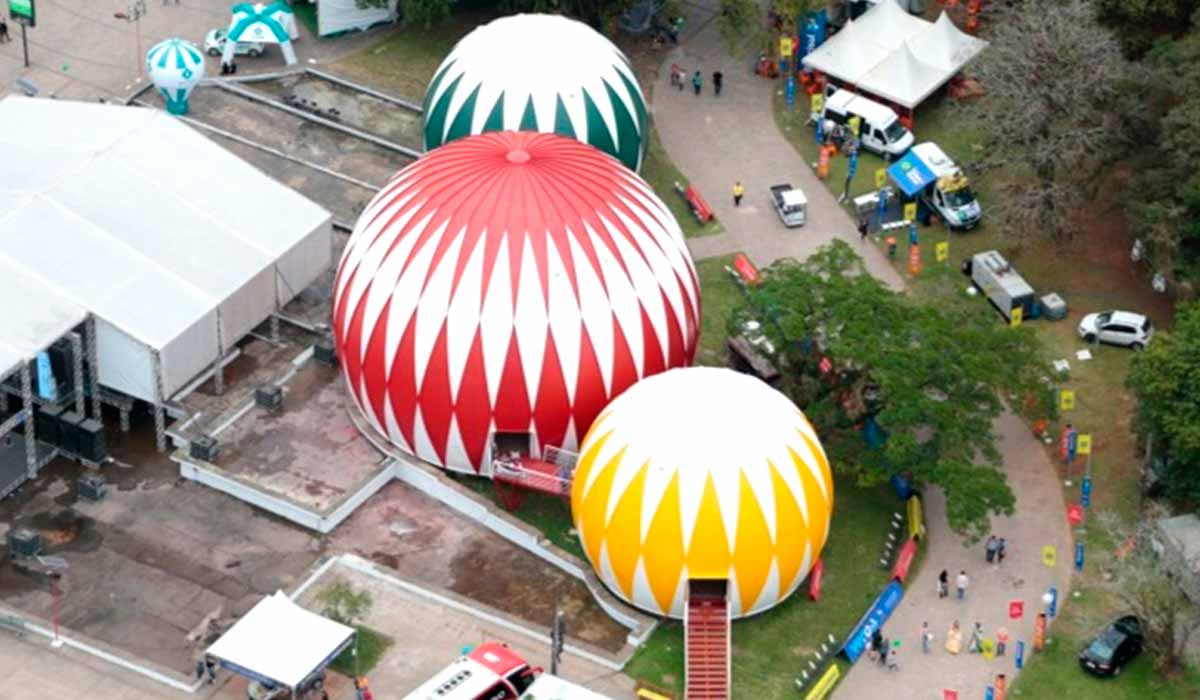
{"left": 985, "top": 535, "right": 1008, "bottom": 564}
{"left": 669, "top": 64, "right": 724, "bottom": 97}
{"left": 867, "top": 627, "right": 902, "bottom": 671}
{"left": 936, "top": 569, "right": 972, "bottom": 600}
{"left": 935, "top": 620, "right": 1010, "bottom": 657}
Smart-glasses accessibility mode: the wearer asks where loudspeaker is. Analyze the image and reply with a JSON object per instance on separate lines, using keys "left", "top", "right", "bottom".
{"left": 58, "top": 411, "right": 84, "bottom": 455}
{"left": 35, "top": 404, "right": 64, "bottom": 448}
{"left": 77, "top": 419, "right": 107, "bottom": 463}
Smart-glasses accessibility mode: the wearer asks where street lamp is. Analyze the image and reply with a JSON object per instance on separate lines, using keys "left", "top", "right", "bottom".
{"left": 114, "top": 0, "right": 148, "bottom": 74}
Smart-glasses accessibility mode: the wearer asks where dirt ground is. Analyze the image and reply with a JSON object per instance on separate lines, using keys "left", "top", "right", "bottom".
{"left": 247, "top": 73, "right": 423, "bottom": 147}
{"left": 0, "top": 425, "right": 322, "bottom": 675}
{"left": 330, "top": 480, "right": 630, "bottom": 654}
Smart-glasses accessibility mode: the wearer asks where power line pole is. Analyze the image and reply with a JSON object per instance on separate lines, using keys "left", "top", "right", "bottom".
{"left": 113, "top": 0, "right": 147, "bottom": 72}
{"left": 550, "top": 610, "right": 565, "bottom": 676}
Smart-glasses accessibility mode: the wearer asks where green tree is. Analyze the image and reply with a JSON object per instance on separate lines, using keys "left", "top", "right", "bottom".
{"left": 316, "top": 580, "right": 373, "bottom": 626}
{"left": 716, "top": 0, "right": 762, "bottom": 57}
{"left": 733, "top": 241, "right": 1050, "bottom": 537}
{"left": 400, "top": 0, "right": 452, "bottom": 29}
{"left": 1127, "top": 303, "right": 1200, "bottom": 502}
{"left": 1094, "top": 0, "right": 1198, "bottom": 56}
{"left": 967, "top": 0, "right": 1135, "bottom": 244}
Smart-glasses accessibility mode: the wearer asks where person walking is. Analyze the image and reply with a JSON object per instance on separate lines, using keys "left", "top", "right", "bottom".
{"left": 920, "top": 621, "right": 933, "bottom": 654}
{"left": 0, "top": 17, "right": 9, "bottom": 43}
{"left": 870, "top": 628, "right": 884, "bottom": 662}
{"left": 712, "top": 70, "right": 724, "bottom": 96}
{"left": 945, "top": 620, "right": 962, "bottom": 655}
{"left": 997, "top": 537, "right": 1008, "bottom": 564}
{"left": 996, "top": 626, "right": 1009, "bottom": 656}
{"left": 956, "top": 570, "right": 969, "bottom": 600}
{"left": 887, "top": 640, "right": 900, "bottom": 671}
{"left": 969, "top": 622, "right": 984, "bottom": 653}
{"left": 733, "top": 181, "right": 745, "bottom": 207}
{"left": 986, "top": 535, "right": 999, "bottom": 563}
{"left": 857, "top": 215, "right": 869, "bottom": 242}
{"left": 878, "top": 635, "right": 890, "bottom": 666}
{"left": 692, "top": 70, "right": 702, "bottom": 96}
{"left": 938, "top": 569, "right": 949, "bottom": 599}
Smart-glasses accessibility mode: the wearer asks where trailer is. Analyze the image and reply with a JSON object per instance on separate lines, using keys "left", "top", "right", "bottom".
{"left": 968, "top": 250, "right": 1035, "bottom": 322}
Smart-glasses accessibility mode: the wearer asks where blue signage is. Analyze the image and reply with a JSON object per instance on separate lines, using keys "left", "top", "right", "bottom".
{"left": 1047, "top": 586, "right": 1058, "bottom": 618}
{"left": 842, "top": 581, "right": 904, "bottom": 662}
{"left": 908, "top": 222, "right": 918, "bottom": 246}
{"left": 1075, "top": 542, "right": 1085, "bottom": 571}
{"left": 35, "top": 351, "right": 57, "bottom": 402}
{"left": 1015, "top": 640, "right": 1025, "bottom": 669}
{"left": 786, "top": 75, "right": 796, "bottom": 110}
{"left": 815, "top": 116, "right": 823, "bottom": 145}
{"left": 1067, "top": 429, "right": 1078, "bottom": 463}
{"left": 877, "top": 186, "right": 889, "bottom": 221}
{"left": 847, "top": 150, "right": 858, "bottom": 180}
{"left": 1081, "top": 475, "right": 1092, "bottom": 508}
{"left": 985, "top": 687, "right": 994, "bottom": 700}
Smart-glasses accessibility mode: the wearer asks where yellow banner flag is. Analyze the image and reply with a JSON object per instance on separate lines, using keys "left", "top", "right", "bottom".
{"left": 1060, "top": 389, "right": 1075, "bottom": 411}
{"left": 780, "top": 36, "right": 794, "bottom": 58}
{"left": 981, "top": 638, "right": 996, "bottom": 660}
{"left": 1077, "top": 434, "right": 1092, "bottom": 455}
{"left": 903, "top": 202, "right": 917, "bottom": 222}
{"left": 875, "top": 168, "right": 887, "bottom": 189}
{"left": 804, "top": 664, "right": 841, "bottom": 700}
{"left": 1042, "top": 545, "right": 1057, "bottom": 568}
{"left": 1010, "top": 307, "right": 1023, "bottom": 327}
{"left": 936, "top": 241, "right": 949, "bottom": 262}
{"left": 810, "top": 92, "right": 825, "bottom": 115}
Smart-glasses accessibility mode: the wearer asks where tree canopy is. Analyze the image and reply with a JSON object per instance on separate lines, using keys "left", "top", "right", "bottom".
{"left": 733, "top": 241, "right": 1051, "bottom": 537}
{"left": 1127, "top": 303, "right": 1200, "bottom": 502}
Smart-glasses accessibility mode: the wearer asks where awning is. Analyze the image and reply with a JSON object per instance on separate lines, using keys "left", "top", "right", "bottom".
{"left": 207, "top": 592, "right": 355, "bottom": 690}
{"left": 887, "top": 150, "right": 936, "bottom": 197}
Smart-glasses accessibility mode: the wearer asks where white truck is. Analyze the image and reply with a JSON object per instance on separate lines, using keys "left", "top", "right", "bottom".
{"left": 967, "top": 250, "right": 1035, "bottom": 322}
{"left": 770, "top": 183, "right": 808, "bottom": 227}
{"left": 821, "top": 89, "right": 914, "bottom": 160}
{"left": 889, "top": 142, "right": 982, "bottom": 231}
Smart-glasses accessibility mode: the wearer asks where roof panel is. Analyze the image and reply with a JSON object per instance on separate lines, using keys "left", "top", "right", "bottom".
{"left": 0, "top": 254, "right": 88, "bottom": 378}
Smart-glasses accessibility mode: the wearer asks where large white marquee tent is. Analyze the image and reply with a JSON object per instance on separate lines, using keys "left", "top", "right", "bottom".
{"left": 0, "top": 97, "right": 332, "bottom": 406}
{"left": 803, "top": 2, "right": 987, "bottom": 109}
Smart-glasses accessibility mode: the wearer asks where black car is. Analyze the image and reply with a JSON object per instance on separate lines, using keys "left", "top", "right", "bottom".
{"left": 1079, "top": 615, "right": 1144, "bottom": 677}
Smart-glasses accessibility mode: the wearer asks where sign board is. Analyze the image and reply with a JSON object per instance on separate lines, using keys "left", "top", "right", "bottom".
{"left": 1076, "top": 434, "right": 1091, "bottom": 455}
{"left": 1075, "top": 541, "right": 1085, "bottom": 571}
{"left": 875, "top": 168, "right": 887, "bottom": 189}
{"left": 810, "top": 92, "right": 824, "bottom": 115}
{"left": 944, "top": 692, "right": 958, "bottom": 700}
{"left": 780, "top": 36, "right": 794, "bottom": 58}
{"left": 9, "top": 0, "right": 34, "bottom": 26}
{"left": 732, "top": 253, "right": 760, "bottom": 286}
{"left": 1008, "top": 600, "right": 1024, "bottom": 620}
{"left": 903, "top": 202, "right": 917, "bottom": 222}
{"left": 1067, "top": 503, "right": 1084, "bottom": 526}
{"left": 936, "top": 241, "right": 949, "bottom": 262}
{"left": 981, "top": 637, "right": 996, "bottom": 660}
{"left": 1015, "top": 640, "right": 1025, "bottom": 669}
{"left": 906, "top": 495, "right": 923, "bottom": 541}
{"left": 1010, "top": 306, "right": 1022, "bottom": 327}
{"left": 803, "top": 663, "right": 840, "bottom": 700}
{"left": 1041, "top": 545, "right": 1057, "bottom": 568}
{"left": 848, "top": 115, "right": 861, "bottom": 137}
{"left": 1081, "top": 475, "right": 1092, "bottom": 508}
{"left": 841, "top": 581, "right": 904, "bottom": 662}
{"left": 1060, "top": 389, "right": 1075, "bottom": 411}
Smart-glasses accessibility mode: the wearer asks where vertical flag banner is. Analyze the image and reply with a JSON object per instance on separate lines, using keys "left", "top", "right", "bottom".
{"left": 1015, "top": 640, "right": 1025, "bottom": 669}
{"left": 810, "top": 92, "right": 824, "bottom": 115}
{"left": 936, "top": 241, "right": 949, "bottom": 262}
{"left": 1008, "top": 600, "right": 1024, "bottom": 619}
{"left": 875, "top": 167, "right": 887, "bottom": 189}
{"left": 1076, "top": 434, "right": 1091, "bottom": 454}
{"left": 1010, "top": 307, "right": 1023, "bottom": 327}
{"left": 1075, "top": 541, "right": 1085, "bottom": 571}
{"left": 1060, "top": 389, "right": 1076, "bottom": 411}
{"left": 1081, "top": 475, "right": 1092, "bottom": 508}
{"left": 903, "top": 202, "right": 917, "bottom": 222}
{"left": 1041, "top": 545, "right": 1057, "bottom": 567}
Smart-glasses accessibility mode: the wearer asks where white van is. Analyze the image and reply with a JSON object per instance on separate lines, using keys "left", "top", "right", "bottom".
{"left": 822, "top": 88, "right": 914, "bottom": 159}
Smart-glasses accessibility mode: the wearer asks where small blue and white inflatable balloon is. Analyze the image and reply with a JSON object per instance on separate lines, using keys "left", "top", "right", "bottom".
{"left": 146, "top": 38, "right": 205, "bottom": 116}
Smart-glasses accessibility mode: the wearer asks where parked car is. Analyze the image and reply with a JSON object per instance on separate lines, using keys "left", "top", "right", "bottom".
{"left": 1078, "top": 310, "right": 1154, "bottom": 349}
{"left": 204, "top": 28, "right": 265, "bottom": 58}
{"left": 1079, "top": 615, "right": 1143, "bottom": 677}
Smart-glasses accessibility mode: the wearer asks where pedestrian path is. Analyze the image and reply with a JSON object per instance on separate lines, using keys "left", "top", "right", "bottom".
{"left": 650, "top": 3, "right": 1073, "bottom": 697}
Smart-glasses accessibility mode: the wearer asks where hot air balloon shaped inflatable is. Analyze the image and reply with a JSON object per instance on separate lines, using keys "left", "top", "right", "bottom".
{"left": 332, "top": 131, "right": 700, "bottom": 475}
{"left": 146, "top": 38, "right": 205, "bottom": 116}
{"left": 572, "top": 367, "right": 835, "bottom": 619}
{"left": 422, "top": 14, "right": 649, "bottom": 171}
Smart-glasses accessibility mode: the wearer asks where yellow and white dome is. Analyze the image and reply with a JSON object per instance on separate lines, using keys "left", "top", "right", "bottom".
{"left": 570, "top": 368, "right": 834, "bottom": 619}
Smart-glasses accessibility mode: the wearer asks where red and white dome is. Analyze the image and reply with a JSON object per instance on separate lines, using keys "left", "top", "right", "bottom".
{"left": 332, "top": 132, "right": 701, "bottom": 474}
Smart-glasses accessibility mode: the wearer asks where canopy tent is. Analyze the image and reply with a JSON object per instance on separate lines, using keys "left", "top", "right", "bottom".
{"left": 0, "top": 96, "right": 332, "bottom": 405}
{"left": 311, "top": 0, "right": 399, "bottom": 37}
{"left": 207, "top": 591, "right": 355, "bottom": 691}
{"left": 802, "top": 1, "right": 988, "bottom": 109}
{"left": 224, "top": 2, "right": 299, "bottom": 66}
{"left": 886, "top": 148, "right": 937, "bottom": 196}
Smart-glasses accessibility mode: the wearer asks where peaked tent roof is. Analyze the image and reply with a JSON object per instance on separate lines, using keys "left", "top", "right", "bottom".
{"left": 802, "top": 5, "right": 988, "bottom": 109}
{"left": 207, "top": 592, "right": 355, "bottom": 690}
{"left": 0, "top": 255, "right": 88, "bottom": 381}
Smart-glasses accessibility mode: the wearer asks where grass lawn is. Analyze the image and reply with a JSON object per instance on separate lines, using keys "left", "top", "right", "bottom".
{"left": 773, "top": 77, "right": 1197, "bottom": 695}
{"left": 331, "top": 625, "right": 394, "bottom": 677}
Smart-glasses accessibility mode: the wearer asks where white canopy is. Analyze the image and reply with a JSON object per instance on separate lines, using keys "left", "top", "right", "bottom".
{"left": 802, "top": 3, "right": 988, "bottom": 109}
{"left": 0, "top": 256, "right": 88, "bottom": 381}
{"left": 315, "top": 0, "right": 399, "bottom": 37}
{"left": 207, "top": 591, "right": 355, "bottom": 690}
{"left": 0, "top": 97, "right": 332, "bottom": 403}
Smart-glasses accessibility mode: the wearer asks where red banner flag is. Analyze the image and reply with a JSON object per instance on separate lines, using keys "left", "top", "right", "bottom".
{"left": 1008, "top": 600, "right": 1024, "bottom": 620}
{"left": 1067, "top": 503, "right": 1084, "bottom": 526}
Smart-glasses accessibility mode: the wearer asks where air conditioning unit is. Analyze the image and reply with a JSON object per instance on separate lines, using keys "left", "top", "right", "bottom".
{"left": 77, "top": 473, "right": 108, "bottom": 502}
{"left": 313, "top": 338, "right": 337, "bottom": 367}
{"left": 190, "top": 434, "right": 220, "bottom": 463}
{"left": 6, "top": 527, "right": 41, "bottom": 560}
{"left": 255, "top": 385, "right": 283, "bottom": 410}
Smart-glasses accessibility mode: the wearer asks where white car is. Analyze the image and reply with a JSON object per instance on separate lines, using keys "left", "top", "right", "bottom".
{"left": 204, "top": 28, "right": 265, "bottom": 58}
{"left": 1078, "top": 310, "right": 1153, "bottom": 349}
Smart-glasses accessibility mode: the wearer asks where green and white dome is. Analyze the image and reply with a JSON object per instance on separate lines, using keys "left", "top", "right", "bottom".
{"left": 146, "top": 38, "right": 205, "bottom": 116}
{"left": 422, "top": 13, "right": 649, "bottom": 171}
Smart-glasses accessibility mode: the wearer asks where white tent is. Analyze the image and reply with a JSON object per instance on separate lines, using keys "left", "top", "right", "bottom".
{"left": 313, "top": 0, "right": 399, "bottom": 37}
{"left": 0, "top": 256, "right": 87, "bottom": 382}
{"left": 0, "top": 96, "right": 332, "bottom": 404}
{"left": 207, "top": 591, "right": 355, "bottom": 691}
{"left": 224, "top": 2, "right": 300, "bottom": 66}
{"left": 802, "top": 2, "right": 988, "bottom": 109}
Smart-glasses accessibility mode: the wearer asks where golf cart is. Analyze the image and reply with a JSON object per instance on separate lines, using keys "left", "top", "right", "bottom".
{"left": 771, "top": 183, "right": 808, "bottom": 227}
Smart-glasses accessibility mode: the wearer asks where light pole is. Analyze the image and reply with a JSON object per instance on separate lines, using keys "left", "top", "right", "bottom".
{"left": 114, "top": 0, "right": 148, "bottom": 73}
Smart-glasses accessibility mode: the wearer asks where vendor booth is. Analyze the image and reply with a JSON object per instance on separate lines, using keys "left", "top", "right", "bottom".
{"left": 206, "top": 591, "right": 355, "bottom": 697}
{"left": 223, "top": 2, "right": 300, "bottom": 66}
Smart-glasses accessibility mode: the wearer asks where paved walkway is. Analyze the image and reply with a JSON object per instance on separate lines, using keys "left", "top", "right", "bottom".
{"left": 651, "top": 3, "right": 1073, "bottom": 697}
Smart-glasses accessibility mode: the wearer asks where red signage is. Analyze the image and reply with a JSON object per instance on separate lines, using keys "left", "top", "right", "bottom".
{"left": 1008, "top": 600, "right": 1024, "bottom": 620}
{"left": 943, "top": 691, "right": 958, "bottom": 700}
{"left": 891, "top": 538, "right": 918, "bottom": 583}
{"left": 732, "top": 253, "right": 760, "bottom": 286}
{"left": 1067, "top": 503, "right": 1084, "bottom": 526}
{"left": 808, "top": 558, "right": 824, "bottom": 601}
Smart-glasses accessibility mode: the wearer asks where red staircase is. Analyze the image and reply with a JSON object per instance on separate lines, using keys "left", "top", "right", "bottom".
{"left": 685, "top": 581, "right": 731, "bottom": 699}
